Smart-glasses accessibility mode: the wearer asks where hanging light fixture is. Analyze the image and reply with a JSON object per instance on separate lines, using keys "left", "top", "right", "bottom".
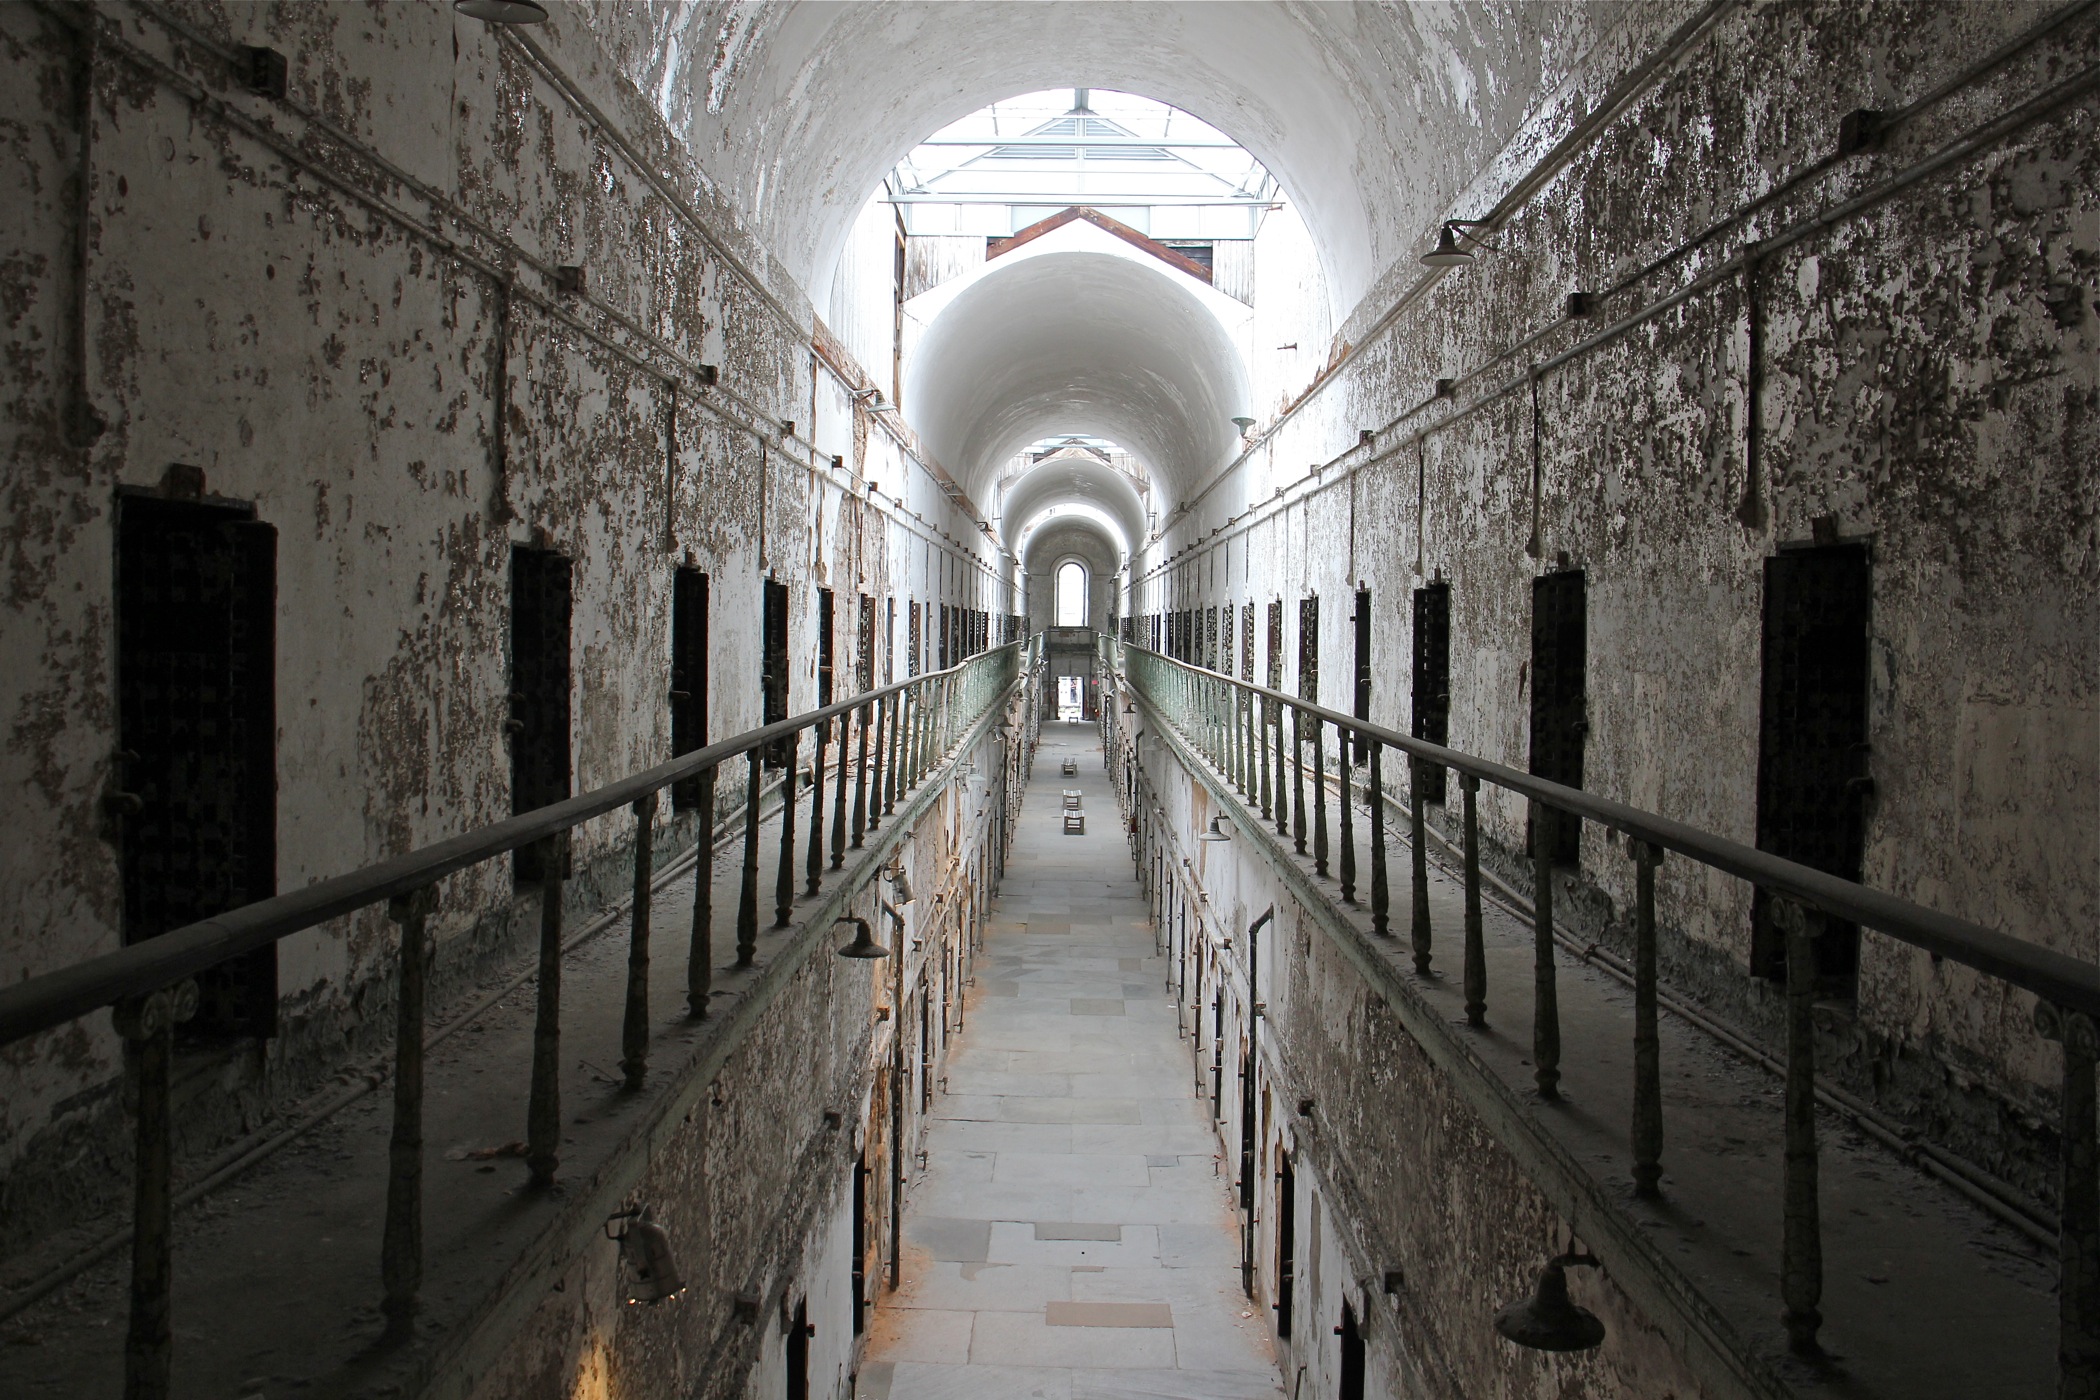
{"left": 1230, "top": 415, "right": 1256, "bottom": 436}
{"left": 1199, "top": 817, "right": 1232, "bottom": 843}
{"left": 454, "top": 0, "right": 548, "bottom": 23}
{"left": 834, "top": 915, "right": 891, "bottom": 960}
{"left": 605, "top": 1207, "right": 685, "bottom": 1304}
{"left": 1493, "top": 1253, "right": 1605, "bottom": 1351}
{"left": 1421, "top": 220, "right": 1500, "bottom": 269}
{"left": 886, "top": 859, "right": 915, "bottom": 906}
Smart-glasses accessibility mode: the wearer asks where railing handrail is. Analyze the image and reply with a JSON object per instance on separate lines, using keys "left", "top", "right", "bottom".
{"left": 0, "top": 641, "right": 1029, "bottom": 1048}
{"left": 1111, "top": 636, "right": 2100, "bottom": 1019}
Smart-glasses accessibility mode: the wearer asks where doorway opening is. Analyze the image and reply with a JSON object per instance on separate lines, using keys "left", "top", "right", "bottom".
{"left": 1057, "top": 674, "right": 1084, "bottom": 720}
{"left": 1752, "top": 543, "right": 1872, "bottom": 995}
{"left": 1528, "top": 569, "right": 1586, "bottom": 864}
{"left": 511, "top": 545, "right": 573, "bottom": 884}
{"left": 116, "top": 493, "right": 279, "bottom": 1040}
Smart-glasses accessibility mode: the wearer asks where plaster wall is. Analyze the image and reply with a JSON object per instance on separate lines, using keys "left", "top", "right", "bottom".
{"left": 1131, "top": 0, "right": 2100, "bottom": 1185}
{"left": 0, "top": 0, "right": 998, "bottom": 1244}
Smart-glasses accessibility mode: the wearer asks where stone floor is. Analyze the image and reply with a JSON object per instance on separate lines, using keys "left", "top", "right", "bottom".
{"left": 859, "top": 721, "right": 1283, "bottom": 1400}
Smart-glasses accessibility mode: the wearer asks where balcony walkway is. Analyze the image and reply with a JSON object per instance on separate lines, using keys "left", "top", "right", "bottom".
{"left": 859, "top": 722, "right": 1282, "bottom": 1400}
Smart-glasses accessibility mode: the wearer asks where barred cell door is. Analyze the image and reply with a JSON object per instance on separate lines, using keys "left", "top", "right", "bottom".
{"left": 511, "top": 546, "right": 573, "bottom": 882}
{"left": 761, "top": 577, "right": 791, "bottom": 766}
{"left": 1528, "top": 570, "right": 1585, "bottom": 863}
{"left": 1752, "top": 544, "right": 1871, "bottom": 993}
{"left": 117, "top": 495, "right": 279, "bottom": 1039}
{"left": 1412, "top": 582, "right": 1451, "bottom": 801}
{"left": 1297, "top": 595, "right": 1319, "bottom": 702}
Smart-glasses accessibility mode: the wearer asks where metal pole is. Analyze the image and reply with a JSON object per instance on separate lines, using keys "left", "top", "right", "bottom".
{"left": 737, "top": 752, "right": 761, "bottom": 966}
{"left": 1368, "top": 741, "right": 1390, "bottom": 938}
{"left": 1461, "top": 775, "right": 1486, "bottom": 1028}
{"left": 1410, "top": 761, "right": 1432, "bottom": 976}
{"left": 1631, "top": 839, "right": 1663, "bottom": 1197}
{"left": 1779, "top": 897, "right": 1823, "bottom": 1355}
{"left": 688, "top": 767, "right": 716, "bottom": 1016}
{"left": 621, "top": 793, "right": 657, "bottom": 1089}
{"left": 382, "top": 889, "right": 433, "bottom": 1329}
{"left": 1530, "top": 805, "right": 1561, "bottom": 1101}
{"left": 527, "top": 831, "right": 566, "bottom": 1187}
{"left": 116, "top": 979, "right": 196, "bottom": 1400}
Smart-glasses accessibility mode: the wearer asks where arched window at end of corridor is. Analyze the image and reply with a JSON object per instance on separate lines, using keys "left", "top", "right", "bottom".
{"left": 1055, "top": 560, "right": 1088, "bottom": 628}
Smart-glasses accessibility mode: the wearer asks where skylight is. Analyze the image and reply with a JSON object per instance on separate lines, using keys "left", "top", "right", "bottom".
{"left": 887, "top": 89, "right": 1280, "bottom": 240}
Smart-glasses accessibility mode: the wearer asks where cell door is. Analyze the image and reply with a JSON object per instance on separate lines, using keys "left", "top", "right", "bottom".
{"left": 858, "top": 593, "right": 876, "bottom": 692}
{"left": 908, "top": 600, "right": 921, "bottom": 678}
{"left": 1411, "top": 582, "right": 1451, "bottom": 802}
{"left": 785, "top": 1295, "right": 810, "bottom": 1400}
{"left": 761, "top": 577, "right": 790, "bottom": 766}
{"left": 1274, "top": 1152, "right": 1296, "bottom": 1338}
{"left": 1297, "top": 596, "right": 1320, "bottom": 702}
{"left": 817, "top": 587, "right": 835, "bottom": 708}
{"left": 852, "top": 1153, "right": 868, "bottom": 1336}
{"left": 1351, "top": 587, "right": 1372, "bottom": 763}
{"left": 1528, "top": 570, "right": 1586, "bottom": 864}
{"left": 511, "top": 546, "right": 572, "bottom": 882}
{"left": 670, "top": 567, "right": 709, "bottom": 810}
{"left": 117, "top": 495, "right": 279, "bottom": 1039}
{"left": 1752, "top": 544, "right": 1872, "bottom": 993}
{"left": 1338, "top": 1299, "right": 1366, "bottom": 1400}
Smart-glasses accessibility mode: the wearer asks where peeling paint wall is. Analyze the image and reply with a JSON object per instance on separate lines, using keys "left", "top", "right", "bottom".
{"left": 1133, "top": 0, "right": 2100, "bottom": 1192}
{"left": 0, "top": 0, "right": 1001, "bottom": 1248}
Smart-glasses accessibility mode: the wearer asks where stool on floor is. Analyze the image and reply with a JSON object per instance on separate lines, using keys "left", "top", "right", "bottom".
{"left": 1062, "top": 789, "right": 1082, "bottom": 810}
{"left": 1060, "top": 757, "right": 1078, "bottom": 776}
{"left": 1062, "top": 811, "right": 1086, "bottom": 834}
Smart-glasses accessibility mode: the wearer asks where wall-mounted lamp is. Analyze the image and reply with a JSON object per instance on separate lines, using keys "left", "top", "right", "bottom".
{"left": 1421, "top": 220, "right": 1500, "bottom": 269}
{"left": 1493, "top": 1253, "right": 1605, "bottom": 1351}
{"left": 834, "top": 915, "right": 891, "bottom": 960}
{"left": 1230, "top": 415, "right": 1256, "bottom": 437}
{"left": 854, "top": 387, "right": 888, "bottom": 410}
{"left": 1198, "top": 817, "right": 1232, "bottom": 843}
{"left": 605, "top": 1207, "right": 684, "bottom": 1304}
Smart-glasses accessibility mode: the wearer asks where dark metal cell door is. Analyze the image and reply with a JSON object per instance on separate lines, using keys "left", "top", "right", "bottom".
{"left": 510, "top": 546, "right": 572, "bottom": 882}
{"left": 1338, "top": 1299, "right": 1366, "bottom": 1400}
{"left": 116, "top": 496, "right": 279, "bottom": 1040}
{"left": 817, "top": 587, "right": 836, "bottom": 708}
{"left": 1412, "top": 582, "right": 1451, "bottom": 802}
{"left": 761, "top": 577, "right": 791, "bottom": 766}
{"left": 1351, "top": 587, "right": 1371, "bottom": 763}
{"left": 1274, "top": 1152, "right": 1296, "bottom": 1338}
{"left": 670, "top": 567, "right": 709, "bottom": 811}
{"left": 1528, "top": 570, "right": 1586, "bottom": 863}
{"left": 785, "top": 1295, "right": 810, "bottom": 1400}
{"left": 1753, "top": 544, "right": 1871, "bottom": 992}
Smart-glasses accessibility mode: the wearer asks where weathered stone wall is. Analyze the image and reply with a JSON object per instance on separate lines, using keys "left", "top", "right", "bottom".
{"left": 455, "top": 729, "right": 1010, "bottom": 1400}
{"left": 1119, "top": 718, "right": 1716, "bottom": 1400}
{"left": 1134, "top": 0, "right": 2100, "bottom": 1189}
{"left": 0, "top": 0, "right": 1000, "bottom": 1253}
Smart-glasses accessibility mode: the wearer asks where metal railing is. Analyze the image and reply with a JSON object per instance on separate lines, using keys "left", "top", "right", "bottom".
{"left": 0, "top": 637, "right": 1034, "bottom": 1400}
{"left": 1104, "top": 633, "right": 2100, "bottom": 1386}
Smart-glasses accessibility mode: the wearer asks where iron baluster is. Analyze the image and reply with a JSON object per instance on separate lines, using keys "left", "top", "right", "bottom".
{"left": 882, "top": 690, "right": 900, "bottom": 817}
{"left": 1368, "top": 740, "right": 1390, "bottom": 938}
{"left": 1410, "top": 760, "right": 1432, "bottom": 975}
{"left": 1460, "top": 775, "right": 1486, "bottom": 1027}
{"left": 1338, "top": 729, "right": 1357, "bottom": 903}
{"left": 830, "top": 712, "right": 849, "bottom": 869}
{"left": 1291, "top": 704, "right": 1307, "bottom": 854}
{"left": 115, "top": 979, "right": 197, "bottom": 1400}
{"left": 1778, "top": 896, "right": 1823, "bottom": 1354}
{"left": 382, "top": 889, "right": 433, "bottom": 1330}
{"left": 1259, "top": 693, "right": 1274, "bottom": 824}
{"left": 806, "top": 722, "right": 827, "bottom": 896}
{"left": 621, "top": 793, "right": 657, "bottom": 1089}
{"left": 848, "top": 704, "right": 866, "bottom": 853}
{"left": 736, "top": 752, "right": 761, "bottom": 966}
{"left": 1312, "top": 714, "right": 1329, "bottom": 877}
{"left": 527, "top": 831, "right": 567, "bottom": 1187}
{"left": 1530, "top": 805, "right": 1561, "bottom": 1100}
{"left": 2038, "top": 999, "right": 2100, "bottom": 1396}
{"left": 688, "top": 766, "right": 716, "bottom": 1016}
{"left": 1631, "top": 838, "right": 1663, "bottom": 1197}
{"left": 774, "top": 730, "right": 799, "bottom": 928}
